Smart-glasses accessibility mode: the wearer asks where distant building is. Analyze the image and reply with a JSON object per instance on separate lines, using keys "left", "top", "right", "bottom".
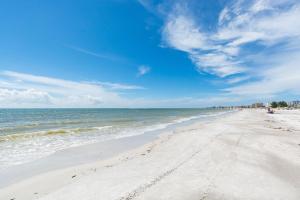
{"left": 288, "top": 101, "right": 300, "bottom": 108}
{"left": 251, "top": 103, "right": 265, "bottom": 108}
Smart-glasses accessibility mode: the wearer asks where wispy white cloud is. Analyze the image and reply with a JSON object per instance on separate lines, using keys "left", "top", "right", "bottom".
{"left": 225, "top": 51, "right": 300, "bottom": 96}
{"left": 137, "top": 0, "right": 157, "bottom": 15}
{"left": 0, "top": 70, "right": 240, "bottom": 108}
{"left": 0, "top": 71, "right": 242, "bottom": 108}
{"left": 162, "top": 8, "right": 246, "bottom": 77}
{"left": 161, "top": 0, "right": 300, "bottom": 74}
{"left": 137, "top": 65, "right": 151, "bottom": 77}
{"left": 0, "top": 71, "right": 143, "bottom": 108}
{"left": 132, "top": 94, "right": 249, "bottom": 108}
{"left": 140, "top": 0, "right": 300, "bottom": 100}
{"left": 67, "top": 45, "right": 125, "bottom": 62}
{"left": 216, "top": 0, "right": 300, "bottom": 98}
{"left": 163, "top": 15, "right": 208, "bottom": 52}
{"left": 218, "top": 6, "right": 231, "bottom": 25}
{"left": 189, "top": 53, "right": 246, "bottom": 77}
{"left": 215, "top": 0, "right": 300, "bottom": 46}
{"left": 226, "top": 76, "right": 251, "bottom": 84}
{"left": 93, "top": 81, "right": 145, "bottom": 90}
{"left": 0, "top": 88, "right": 53, "bottom": 108}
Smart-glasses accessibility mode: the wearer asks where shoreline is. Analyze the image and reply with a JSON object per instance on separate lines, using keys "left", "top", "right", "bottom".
{"left": 0, "top": 108, "right": 232, "bottom": 171}
{"left": 0, "top": 110, "right": 234, "bottom": 189}
{"left": 1, "top": 109, "right": 299, "bottom": 200}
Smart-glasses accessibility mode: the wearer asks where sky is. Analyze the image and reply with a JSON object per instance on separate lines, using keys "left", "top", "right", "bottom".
{"left": 0, "top": 0, "right": 300, "bottom": 108}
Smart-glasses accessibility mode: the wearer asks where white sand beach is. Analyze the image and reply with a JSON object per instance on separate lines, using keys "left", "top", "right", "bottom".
{"left": 0, "top": 109, "right": 300, "bottom": 200}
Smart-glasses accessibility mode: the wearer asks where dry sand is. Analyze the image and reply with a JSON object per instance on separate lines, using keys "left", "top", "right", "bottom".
{"left": 0, "top": 109, "right": 299, "bottom": 200}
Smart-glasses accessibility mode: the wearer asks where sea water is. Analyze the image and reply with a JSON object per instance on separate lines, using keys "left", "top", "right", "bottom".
{"left": 0, "top": 108, "right": 229, "bottom": 170}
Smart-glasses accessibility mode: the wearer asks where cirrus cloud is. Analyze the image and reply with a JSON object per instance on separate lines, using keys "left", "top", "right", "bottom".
{"left": 137, "top": 65, "right": 151, "bottom": 77}
{"left": 140, "top": 0, "right": 300, "bottom": 101}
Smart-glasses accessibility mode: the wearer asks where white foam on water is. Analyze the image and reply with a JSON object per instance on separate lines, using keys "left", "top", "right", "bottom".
{"left": 0, "top": 110, "right": 232, "bottom": 170}
{"left": 94, "top": 125, "right": 113, "bottom": 130}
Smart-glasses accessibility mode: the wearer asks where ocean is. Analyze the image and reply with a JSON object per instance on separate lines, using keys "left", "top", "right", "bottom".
{"left": 0, "top": 108, "right": 229, "bottom": 170}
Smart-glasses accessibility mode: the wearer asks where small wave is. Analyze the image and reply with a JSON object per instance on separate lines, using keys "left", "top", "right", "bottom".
{"left": 114, "top": 122, "right": 172, "bottom": 139}
{"left": 0, "top": 129, "right": 70, "bottom": 142}
{"left": 45, "top": 129, "right": 69, "bottom": 135}
{"left": 72, "top": 126, "right": 113, "bottom": 133}
{"left": 72, "top": 128, "right": 96, "bottom": 133}
{"left": 0, "top": 123, "right": 40, "bottom": 132}
{"left": 94, "top": 125, "right": 113, "bottom": 130}
{"left": 0, "top": 125, "right": 114, "bottom": 142}
{"left": 173, "top": 110, "right": 232, "bottom": 124}
{"left": 0, "top": 120, "right": 92, "bottom": 132}
{"left": 173, "top": 115, "right": 203, "bottom": 123}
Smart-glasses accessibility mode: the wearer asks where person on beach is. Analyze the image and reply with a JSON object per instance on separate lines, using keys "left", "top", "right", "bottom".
{"left": 267, "top": 107, "right": 274, "bottom": 114}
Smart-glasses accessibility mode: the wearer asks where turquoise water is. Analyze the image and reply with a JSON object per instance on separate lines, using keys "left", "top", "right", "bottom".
{"left": 0, "top": 108, "right": 228, "bottom": 169}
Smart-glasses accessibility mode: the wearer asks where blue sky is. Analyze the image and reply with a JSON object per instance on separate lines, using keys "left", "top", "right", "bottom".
{"left": 0, "top": 0, "right": 300, "bottom": 107}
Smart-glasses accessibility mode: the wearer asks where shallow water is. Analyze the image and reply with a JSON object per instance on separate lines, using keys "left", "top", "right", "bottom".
{"left": 0, "top": 108, "right": 229, "bottom": 169}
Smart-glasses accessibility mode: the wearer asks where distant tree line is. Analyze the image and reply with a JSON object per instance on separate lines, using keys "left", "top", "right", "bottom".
{"left": 270, "top": 101, "right": 288, "bottom": 108}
